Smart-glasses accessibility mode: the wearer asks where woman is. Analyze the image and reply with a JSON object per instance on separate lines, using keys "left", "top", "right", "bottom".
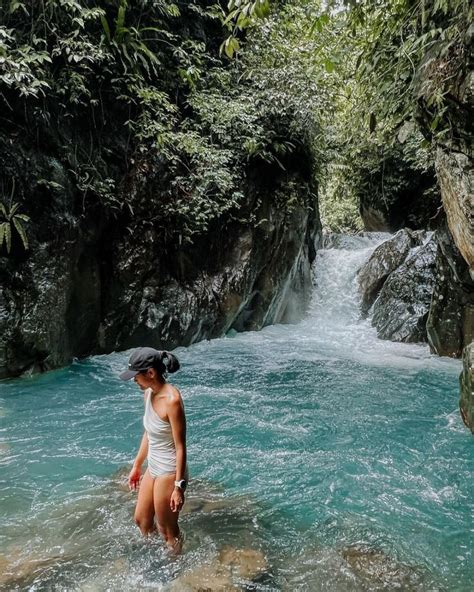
{"left": 120, "top": 346, "right": 188, "bottom": 553}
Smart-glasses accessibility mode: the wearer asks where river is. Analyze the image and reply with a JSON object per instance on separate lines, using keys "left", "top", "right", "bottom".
{"left": 0, "top": 234, "right": 471, "bottom": 591}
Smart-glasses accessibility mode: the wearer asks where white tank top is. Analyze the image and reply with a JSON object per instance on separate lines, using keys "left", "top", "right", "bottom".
{"left": 143, "top": 388, "right": 177, "bottom": 477}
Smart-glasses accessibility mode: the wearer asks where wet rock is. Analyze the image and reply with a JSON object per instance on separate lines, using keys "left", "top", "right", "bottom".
{"left": 0, "top": 171, "right": 320, "bottom": 379}
{"left": 282, "top": 544, "right": 438, "bottom": 592}
{"left": 166, "top": 547, "right": 267, "bottom": 592}
{"left": 0, "top": 547, "right": 76, "bottom": 590}
{"left": 371, "top": 237, "right": 437, "bottom": 342}
{"left": 167, "top": 563, "right": 239, "bottom": 592}
{"left": 460, "top": 342, "right": 474, "bottom": 433}
{"left": 426, "top": 225, "right": 474, "bottom": 357}
{"left": 357, "top": 229, "right": 426, "bottom": 315}
{"left": 341, "top": 545, "right": 429, "bottom": 591}
{"left": 218, "top": 547, "right": 267, "bottom": 579}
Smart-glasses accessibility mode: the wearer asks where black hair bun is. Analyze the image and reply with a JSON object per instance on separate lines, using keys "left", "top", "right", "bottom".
{"left": 161, "top": 351, "right": 180, "bottom": 374}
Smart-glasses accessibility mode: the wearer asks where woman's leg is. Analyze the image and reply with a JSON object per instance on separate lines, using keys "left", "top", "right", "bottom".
{"left": 153, "top": 474, "right": 182, "bottom": 552}
{"left": 134, "top": 468, "right": 156, "bottom": 536}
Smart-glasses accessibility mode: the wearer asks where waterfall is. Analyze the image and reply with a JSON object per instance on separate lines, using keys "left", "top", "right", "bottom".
{"left": 286, "top": 232, "right": 455, "bottom": 371}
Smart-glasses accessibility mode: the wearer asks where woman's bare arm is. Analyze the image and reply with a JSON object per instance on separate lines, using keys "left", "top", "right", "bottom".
{"left": 168, "top": 395, "right": 187, "bottom": 482}
{"left": 128, "top": 390, "right": 150, "bottom": 490}
{"left": 133, "top": 431, "right": 149, "bottom": 469}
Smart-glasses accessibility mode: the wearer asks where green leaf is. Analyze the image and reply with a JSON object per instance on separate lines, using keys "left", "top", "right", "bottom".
{"left": 223, "top": 8, "right": 239, "bottom": 26}
{"left": 12, "top": 217, "right": 28, "bottom": 250}
{"left": 430, "top": 115, "right": 440, "bottom": 131}
{"left": 116, "top": 1, "right": 126, "bottom": 32}
{"left": 100, "top": 15, "right": 111, "bottom": 42}
{"left": 320, "top": 13, "right": 330, "bottom": 26}
{"left": 324, "top": 58, "right": 334, "bottom": 73}
{"left": 4, "top": 222, "right": 11, "bottom": 253}
{"left": 222, "top": 35, "right": 236, "bottom": 58}
{"left": 311, "top": 17, "right": 323, "bottom": 34}
{"left": 9, "top": 202, "right": 19, "bottom": 217}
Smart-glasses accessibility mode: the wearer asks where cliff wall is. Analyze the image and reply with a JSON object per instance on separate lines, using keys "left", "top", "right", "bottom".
{"left": 0, "top": 138, "right": 320, "bottom": 379}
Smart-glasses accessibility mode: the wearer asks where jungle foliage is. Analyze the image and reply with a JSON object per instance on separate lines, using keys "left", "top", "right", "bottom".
{"left": 318, "top": 0, "right": 471, "bottom": 230}
{"left": 224, "top": 0, "right": 470, "bottom": 231}
{"left": 0, "top": 0, "right": 471, "bottom": 250}
{"left": 0, "top": 0, "right": 316, "bottom": 252}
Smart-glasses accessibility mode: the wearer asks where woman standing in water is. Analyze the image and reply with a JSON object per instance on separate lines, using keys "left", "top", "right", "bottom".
{"left": 120, "top": 347, "right": 188, "bottom": 553}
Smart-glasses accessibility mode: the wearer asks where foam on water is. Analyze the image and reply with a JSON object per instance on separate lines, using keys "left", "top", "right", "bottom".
{"left": 0, "top": 233, "right": 471, "bottom": 591}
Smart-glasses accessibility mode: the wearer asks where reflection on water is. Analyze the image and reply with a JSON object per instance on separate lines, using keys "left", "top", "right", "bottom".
{"left": 0, "top": 234, "right": 472, "bottom": 591}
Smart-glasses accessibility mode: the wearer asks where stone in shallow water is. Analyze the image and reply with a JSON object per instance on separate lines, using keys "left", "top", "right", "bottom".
{"left": 281, "top": 543, "right": 438, "bottom": 592}
{"left": 218, "top": 546, "right": 267, "bottom": 579}
{"left": 166, "top": 546, "right": 267, "bottom": 592}
{"left": 0, "top": 547, "right": 77, "bottom": 590}
{"left": 357, "top": 228, "right": 425, "bottom": 316}
{"left": 166, "top": 562, "right": 239, "bottom": 592}
{"left": 341, "top": 545, "right": 435, "bottom": 591}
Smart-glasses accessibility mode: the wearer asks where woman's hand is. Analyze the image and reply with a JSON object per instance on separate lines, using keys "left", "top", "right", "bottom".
{"left": 128, "top": 465, "right": 141, "bottom": 491}
{"left": 170, "top": 488, "right": 184, "bottom": 513}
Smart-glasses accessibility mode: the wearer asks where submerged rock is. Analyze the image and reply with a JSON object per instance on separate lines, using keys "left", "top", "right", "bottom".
{"left": 282, "top": 543, "right": 438, "bottom": 592}
{"left": 357, "top": 228, "right": 426, "bottom": 315}
{"left": 166, "top": 546, "right": 267, "bottom": 592}
{"left": 460, "top": 342, "right": 474, "bottom": 433}
{"left": 341, "top": 545, "right": 430, "bottom": 591}
{"left": 371, "top": 237, "right": 437, "bottom": 342}
{"left": 219, "top": 547, "right": 267, "bottom": 579}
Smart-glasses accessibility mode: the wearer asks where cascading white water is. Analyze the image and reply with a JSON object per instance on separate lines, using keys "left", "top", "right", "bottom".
{"left": 286, "top": 232, "right": 456, "bottom": 372}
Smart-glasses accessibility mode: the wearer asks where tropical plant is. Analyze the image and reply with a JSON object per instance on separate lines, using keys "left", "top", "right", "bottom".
{"left": 0, "top": 200, "right": 29, "bottom": 253}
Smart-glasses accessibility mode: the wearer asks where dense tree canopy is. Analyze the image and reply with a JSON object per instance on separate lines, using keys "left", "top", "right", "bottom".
{"left": 0, "top": 0, "right": 471, "bottom": 250}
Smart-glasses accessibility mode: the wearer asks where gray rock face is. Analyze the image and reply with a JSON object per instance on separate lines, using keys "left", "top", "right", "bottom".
{"left": 415, "top": 18, "right": 474, "bottom": 276}
{"left": 460, "top": 342, "right": 474, "bottom": 433}
{"left": 357, "top": 229, "right": 426, "bottom": 316}
{"left": 358, "top": 226, "right": 473, "bottom": 354}
{"left": 98, "top": 184, "right": 319, "bottom": 355}
{"left": 371, "top": 237, "right": 437, "bottom": 342}
{"left": 427, "top": 225, "right": 474, "bottom": 357}
{"left": 0, "top": 170, "right": 320, "bottom": 379}
{"left": 435, "top": 148, "right": 474, "bottom": 278}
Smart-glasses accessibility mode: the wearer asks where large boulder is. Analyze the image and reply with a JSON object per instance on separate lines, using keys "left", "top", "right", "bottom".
{"left": 371, "top": 237, "right": 437, "bottom": 342}
{"left": 460, "top": 342, "right": 474, "bottom": 433}
{"left": 0, "top": 156, "right": 320, "bottom": 379}
{"left": 357, "top": 228, "right": 426, "bottom": 315}
{"left": 426, "top": 224, "right": 474, "bottom": 357}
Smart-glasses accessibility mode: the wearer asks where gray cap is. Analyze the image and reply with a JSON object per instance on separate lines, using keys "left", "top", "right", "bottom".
{"left": 119, "top": 347, "right": 163, "bottom": 380}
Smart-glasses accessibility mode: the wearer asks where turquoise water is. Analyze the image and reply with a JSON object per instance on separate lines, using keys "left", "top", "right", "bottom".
{"left": 0, "top": 235, "right": 472, "bottom": 591}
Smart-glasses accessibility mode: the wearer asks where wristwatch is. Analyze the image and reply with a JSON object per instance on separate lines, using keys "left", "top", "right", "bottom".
{"left": 174, "top": 479, "right": 187, "bottom": 491}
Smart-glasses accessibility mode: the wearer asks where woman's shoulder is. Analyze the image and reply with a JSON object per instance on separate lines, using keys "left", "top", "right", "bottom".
{"left": 165, "top": 383, "right": 183, "bottom": 405}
